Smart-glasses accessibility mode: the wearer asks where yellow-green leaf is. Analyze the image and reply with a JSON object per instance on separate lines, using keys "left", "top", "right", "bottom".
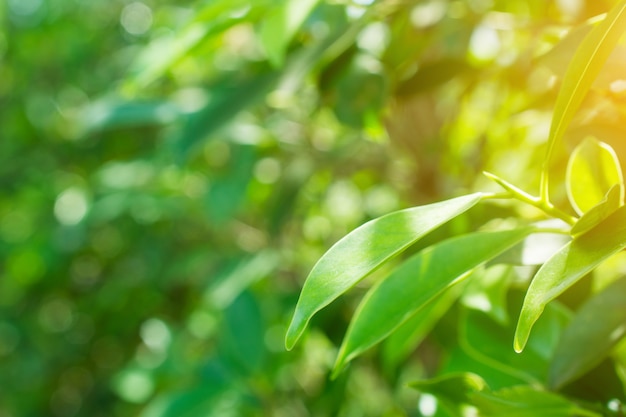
{"left": 571, "top": 183, "right": 623, "bottom": 237}
{"left": 566, "top": 137, "right": 623, "bottom": 215}
{"left": 544, "top": 1, "right": 626, "bottom": 174}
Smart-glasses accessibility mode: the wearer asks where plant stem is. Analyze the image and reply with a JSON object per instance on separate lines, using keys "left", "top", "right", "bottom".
{"left": 483, "top": 172, "right": 577, "bottom": 225}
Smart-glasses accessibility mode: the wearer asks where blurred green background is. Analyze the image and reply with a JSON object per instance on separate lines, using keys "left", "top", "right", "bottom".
{"left": 2, "top": 0, "right": 625, "bottom": 415}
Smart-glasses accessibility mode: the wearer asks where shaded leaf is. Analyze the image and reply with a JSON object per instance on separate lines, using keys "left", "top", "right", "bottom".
{"left": 284, "top": 193, "right": 483, "bottom": 350}
{"left": 333, "top": 228, "right": 532, "bottom": 375}
{"left": 544, "top": 0, "right": 626, "bottom": 169}
{"left": 383, "top": 282, "right": 464, "bottom": 369}
{"left": 174, "top": 70, "right": 281, "bottom": 160}
{"left": 549, "top": 275, "right": 626, "bottom": 389}
{"left": 81, "top": 99, "right": 182, "bottom": 133}
{"left": 461, "top": 304, "right": 568, "bottom": 384}
{"left": 472, "top": 386, "right": 600, "bottom": 417}
{"left": 514, "top": 205, "right": 626, "bottom": 353}
{"left": 566, "top": 137, "right": 623, "bottom": 215}
{"left": 219, "top": 291, "right": 266, "bottom": 374}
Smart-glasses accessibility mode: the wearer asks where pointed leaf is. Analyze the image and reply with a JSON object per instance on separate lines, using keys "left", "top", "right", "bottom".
{"left": 333, "top": 228, "right": 532, "bottom": 375}
{"left": 285, "top": 193, "right": 483, "bottom": 350}
{"left": 514, "top": 205, "right": 626, "bottom": 353}
{"left": 571, "top": 183, "right": 622, "bottom": 236}
{"left": 549, "top": 275, "right": 626, "bottom": 389}
{"left": 566, "top": 137, "right": 623, "bottom": 215}
{"left": 545, "top": 0, "right": 626, "bottom": 164}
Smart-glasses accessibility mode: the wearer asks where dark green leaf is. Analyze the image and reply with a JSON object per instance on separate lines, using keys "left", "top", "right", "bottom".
{"left": 472, "top": 386, "right": 601, "bottom": 417}
{"left": 284, "top": 193, "right": 483, "bottom": 350}
{"left": 549, "top": 276, "right": 626, "bottom": 389}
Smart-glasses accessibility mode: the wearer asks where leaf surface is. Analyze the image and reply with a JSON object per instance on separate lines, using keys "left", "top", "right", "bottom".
{"left": 566, "top": 137, "right": 623, "bottom": 215}
{"left": 260, "top": 0, "right": 321, "bottom": 67}
{"left": 545, "top": 1, "right": 626, "bottom": 167}
{"left": 472, "top": 386, "right": 600, "bottom": 417}
{"left": 333, "top": 228, "right": 532, "bottom": 375}
{"left": 514, "top": 205, "right": 626, "bottom": 352}
{"left": 549, "top": 276, "right": 626, "bottom": 389}
{"left": 284, "top": 193, "right": 483, "bottom": 350}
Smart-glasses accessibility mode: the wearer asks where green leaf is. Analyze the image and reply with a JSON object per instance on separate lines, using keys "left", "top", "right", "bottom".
{"left": 460, "top": 303, "right": 569, "bottom": 384}
{"left": 472, "top": 386, "right": 601, "bottom": 417}
{"left": 549, "top": 275, "right": 626, "bottom": 389}
{"left": 126, "top": 0, "right": 255, "bottom": 89}
{"left": 543, "top": 0, "right": 626, "bottom": 174}
{"left": 173, "top": 70, "right": 281, "bottom": 160}
{"left": 408, "top": 372, "right": 487, "bottom": 408}
{"left": 514, "top": 205, "right": 626, "bottom": 353}
{"left": 80, "top": 99, "right": 182, "bottom": 133}
{"left": 259, "top": 0, "right": 321, "bottom": 67}
{"left": 284, "top": 193, "right": 483, "bottom": 350}
{"left": 332, "top": 228, "right": 532, "bottom": 375}
{"left": 461, "top": 265, "right": 516, "bottom": 325}
{"left": 571, "top": 183, "right": 623, "bottom": 237}
{"left": 566, "top": 137, "right": 623, "bottom": 215}
{"left": 383, "top": 282, "right": 464, "bottom": 369}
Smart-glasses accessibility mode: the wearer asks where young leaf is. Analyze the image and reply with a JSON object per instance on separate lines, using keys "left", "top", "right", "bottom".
{"left": 549, "top": 276, "right": 626, "bottom": 389}
{"left": 332, "top": 228, "right": 532, "bottom": 375}
{"left": 542, "top": 0, "right": 626, "bottom": 190}
{"left": 566, "top": 137, "right": 623, "bottom": 215}
{"left": 284, "top": 193, "right": 483, "bottom": 350}
{"left": 514, "top": 205, "right": 626, "bottom": 353}
{"left": 408, "top": 372, "right": 487, "bottom": 406}
{"left": 570, "top": 183, "right": 622, "bottom": 237}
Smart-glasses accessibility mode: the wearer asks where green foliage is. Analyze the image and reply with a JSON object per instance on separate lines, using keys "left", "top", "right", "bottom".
{"left": 8, "top": 0, "right": 626, "bottom": 415}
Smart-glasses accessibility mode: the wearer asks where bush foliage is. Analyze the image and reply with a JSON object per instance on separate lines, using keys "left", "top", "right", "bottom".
{"left": 4, "top": 0, "right": 626, "bottom": 416}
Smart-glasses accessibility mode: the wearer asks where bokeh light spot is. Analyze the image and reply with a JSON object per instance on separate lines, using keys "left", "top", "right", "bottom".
{"left": 54, "top": 188, "right": 89, "bottom": 226}
{"left": 120, "top": 2, "right": 153, "bottom": 36}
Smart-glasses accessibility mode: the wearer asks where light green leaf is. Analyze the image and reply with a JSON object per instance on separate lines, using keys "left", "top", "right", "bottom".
{"left": 260, "top": 0, "right": 321, "bottom": 67}
{"left": 284, "top": 193, "right": 483, "bottom": 350}
{"left": 408, "top": 372, "right": 487, "bottom": 408}
{"left": 80, "top": 99, "right": 182, "bottom": 133}
{"left": 543, "top": 0, "right": 626, "bottom": 174}
{"left": 126, "top": 0, "right": 266, "bottom": 89}
{"left": 571, "top": 183, "right": 623, "bottom": 237}
{"left": 514, "top": 205, "right": 626, "bottom": 353}
{"left": 549, "top": 276, "right": 626, "bottom": 389}
{"left": 566, "top": 137, "right": 623, "bottom": 215}
{"left": 332, "top": 228, "right": 532, "bottom": 375}
{"left": 472, "top": 386, "right": 601, "bottom": 417}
